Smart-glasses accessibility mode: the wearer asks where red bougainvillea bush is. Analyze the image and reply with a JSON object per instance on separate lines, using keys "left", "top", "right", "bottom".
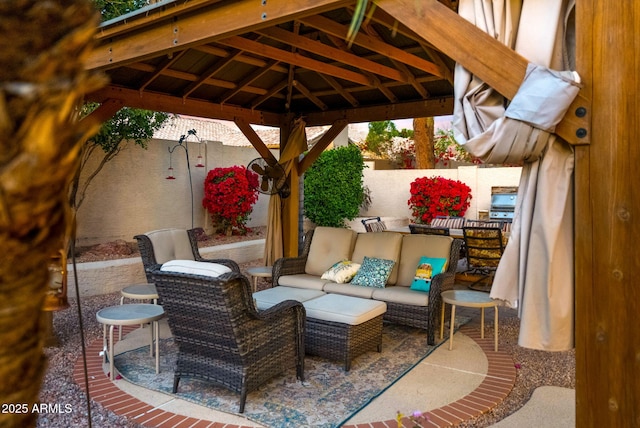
{"left": 202, "top": 166, "right": 259, "bottom": 235}
{"left": 408, "top": 176, "right": 472, "bottom": 224}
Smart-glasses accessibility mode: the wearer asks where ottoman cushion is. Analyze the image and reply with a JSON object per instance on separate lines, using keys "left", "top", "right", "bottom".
{"left": 303, "top": 294, "right": 386, "bottom": 325}
{"left": 253, "top": 287, "right": 325, "bottom": 311}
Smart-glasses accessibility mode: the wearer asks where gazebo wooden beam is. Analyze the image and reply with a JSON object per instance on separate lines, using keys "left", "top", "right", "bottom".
{"left": 85, "top": 85, "right": 282, "bottom": 126}
{"left": 299, "top": 119, "right": 349, "bottom": 174}
{"left": 233, "top": 118, "right": 278, "bottom": 164}
{"left": 304, "top": 97, "right": 454, "bottom": 127}
{"left": 88, "top": 0, "right": 351, "bottom": 70}
{"left": 376, "top": 0, "right": 591, "bottom": 146}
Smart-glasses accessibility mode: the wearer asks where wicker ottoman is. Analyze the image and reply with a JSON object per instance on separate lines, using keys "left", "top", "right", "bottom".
{"left": 302, "top": 294, "right": 387, "bottom": 371}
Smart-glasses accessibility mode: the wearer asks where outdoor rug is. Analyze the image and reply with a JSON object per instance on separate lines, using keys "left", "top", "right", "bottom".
{"left": 115, "top": 320, "right": 468, "bottom": 428}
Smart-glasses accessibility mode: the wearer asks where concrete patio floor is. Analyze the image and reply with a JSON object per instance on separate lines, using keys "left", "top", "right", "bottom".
{"left": 73, "top": 299, "right": 575, "bottom": 427}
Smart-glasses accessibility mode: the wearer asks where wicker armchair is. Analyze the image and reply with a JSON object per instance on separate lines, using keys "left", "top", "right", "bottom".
{"left": 462, "top": 227, "right": 505, "bottom": 292}
{"left": 150, "top": 269, "right": 306, "bottom": 413}
{"left": 134, "top": 228, "right": 240, "bottom": 282}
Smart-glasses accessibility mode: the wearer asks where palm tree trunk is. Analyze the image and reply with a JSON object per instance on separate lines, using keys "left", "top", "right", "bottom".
{"left": 413, "top": 117, "right": 435, "bottom": 169}
{"left": 0, "top": 2, "right": 103, "bottom": 426}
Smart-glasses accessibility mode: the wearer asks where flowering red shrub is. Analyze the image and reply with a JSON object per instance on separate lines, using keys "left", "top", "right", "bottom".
{"left": 408, "top": 176, "right": 472, "bottom": 224}
{"left": 202, "top": 166, "right": 259, "bottom": 235}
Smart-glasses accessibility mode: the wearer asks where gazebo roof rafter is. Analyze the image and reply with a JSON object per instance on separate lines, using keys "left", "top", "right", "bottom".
{"left": 86, "top": 0, "right": 458, "bottom": 128}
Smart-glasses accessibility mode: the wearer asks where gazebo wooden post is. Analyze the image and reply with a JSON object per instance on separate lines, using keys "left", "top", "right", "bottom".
{"left": 280, "top": 116, "right": 300, "bottom": 257}
{"left": 574, "top": 2, "right": 640, "bottom": 426}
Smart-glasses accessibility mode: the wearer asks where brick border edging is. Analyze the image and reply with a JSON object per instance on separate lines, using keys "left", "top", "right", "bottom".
{"left": 73, "top": 324, "right": 515, "bottom": 428}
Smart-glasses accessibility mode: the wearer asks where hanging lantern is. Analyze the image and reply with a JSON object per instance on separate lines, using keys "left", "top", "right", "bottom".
{"left": 195, "top": 142, "right": 205, "bottom": 167}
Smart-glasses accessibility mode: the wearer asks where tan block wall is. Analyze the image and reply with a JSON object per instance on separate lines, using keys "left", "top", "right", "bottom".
{"left": 76, "top": 139, "right": 277, "bottom": 246}
{"left": 75, "top": 138, "right": 521, "bottom": 246}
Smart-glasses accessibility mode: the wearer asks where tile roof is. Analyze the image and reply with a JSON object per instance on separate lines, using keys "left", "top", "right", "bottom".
{"left": 154, "top": 115, "right": 364, "bottom": 148}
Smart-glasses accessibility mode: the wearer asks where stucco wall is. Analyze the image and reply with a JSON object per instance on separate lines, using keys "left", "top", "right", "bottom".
{"left": 76, "top": 138, "right": 521, "bottom": 246}
{"left": 76, "top": 139, "right": 277, "bottom": 246}
{"left": 359, "top": 165, "right": 522, "bottom": 221}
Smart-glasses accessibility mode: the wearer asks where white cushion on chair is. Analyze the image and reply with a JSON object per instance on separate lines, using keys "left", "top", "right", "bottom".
{"left": 161, "top": 260, "right": 232, "bottom": 277}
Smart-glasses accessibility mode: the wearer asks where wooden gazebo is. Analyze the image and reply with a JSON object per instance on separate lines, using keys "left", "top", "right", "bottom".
{"left": 84, "top": 1, "right": 638, "bottom": 425}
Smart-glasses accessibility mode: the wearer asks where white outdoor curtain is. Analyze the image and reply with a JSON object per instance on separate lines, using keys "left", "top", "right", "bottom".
{"left": 453, "top": 0, "right": 579, "bottom": 351}
{"left": 264, "top": 119, "right": 307, "bottom": 266}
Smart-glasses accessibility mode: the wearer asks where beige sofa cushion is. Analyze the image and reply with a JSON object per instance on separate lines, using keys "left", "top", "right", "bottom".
{"left": 305, "top": 227, "right": 357, "bottom": 276}
{"left": 278, "top": 274, "right": 332, "bottom": 290}
{"left": 371, "top": 286, "right": 429, "bottom": 306}
{"left": 396, "top": 234, "right": 453, "bottom": 287}
{"left": 350, "top": 232, "right": 403, "bottom": 285}
{"left": 323, "top": 282, "right": 376, "bottom": 299}
{"left": 146, "top": 228, "right": 194, "bottom": 263}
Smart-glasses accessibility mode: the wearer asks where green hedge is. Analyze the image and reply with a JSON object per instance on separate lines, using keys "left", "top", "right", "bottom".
{"left": 303, "top": 145, "right": 365, "bottom": 228}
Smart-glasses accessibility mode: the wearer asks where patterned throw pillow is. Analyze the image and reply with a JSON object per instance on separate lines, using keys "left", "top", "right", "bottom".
{"left": 350, "top": 256, "right": 395, "bottom": 288}
{"left": 321, "top": 260, "right": 361, "bottom": 283}
{"left": 410, "top": 257, "right": 448, "bottom": 292}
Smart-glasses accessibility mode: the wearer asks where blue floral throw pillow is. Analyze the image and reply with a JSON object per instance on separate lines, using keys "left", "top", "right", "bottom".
{"left": 410, "top": 256, "right": 448, "bottom": 292}
{"left": 351, "top": 256, "right": 395, "bottom": 288}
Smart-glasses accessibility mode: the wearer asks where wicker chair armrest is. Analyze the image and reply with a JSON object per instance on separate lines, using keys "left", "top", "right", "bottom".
{"left": 272, "top": 255, "right": 308, "bottom": 286}
{"left": 257, "top": 299, "right": 306, "bottom": 322}
{"left": 429, "top": 271, "right": 455, "bottom": 297}
{"left": 193, "top": 257, "right": 241, "bottom": 273}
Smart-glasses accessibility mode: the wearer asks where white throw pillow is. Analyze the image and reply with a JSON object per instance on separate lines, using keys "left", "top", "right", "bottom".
{"left": 321, "top": 260, "right": 361, "bottom": 283}
{"left": 160, "top": 260, "right": 232, "bottom": 277}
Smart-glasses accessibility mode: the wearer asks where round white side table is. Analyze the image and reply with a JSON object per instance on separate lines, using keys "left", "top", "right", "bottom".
{"left": 119, "top": 283, "right": 159, "bottom": 340}
{"left": 96, "top": 304, "right": 165, "bottom": 380}
{"left": 440, "top": 289, "right": 499, "bottom": 352}
{"left": 246, "top": 266, "right": 273, "bottom": 292}
{"left": 120, "top": 283, "right": 158, "bottom": 304}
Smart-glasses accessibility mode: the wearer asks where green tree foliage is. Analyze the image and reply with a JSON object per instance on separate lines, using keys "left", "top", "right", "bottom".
{"left": 365, "top": 120, "right": 398, "bottom": 154}
{"left": 69, "top": 1, "right": 172, "bottom": 211}
{"left": 93, "top": 0, "right": 149, "bottom": 21}
{"left": 304, "top": 145, "right": 366, "bottom": 228}
{"left": 70, "top": 105, "right": 170, "bottom": 210}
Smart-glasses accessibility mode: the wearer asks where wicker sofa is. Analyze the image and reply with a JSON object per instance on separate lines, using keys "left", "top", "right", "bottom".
{"left": 272, "top": 227, "right": 463, "bottom": 345}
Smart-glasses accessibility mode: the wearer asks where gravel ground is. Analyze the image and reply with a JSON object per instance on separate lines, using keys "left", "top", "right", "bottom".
{"left": 38, "top": 243, "right": 575, "bottom": 427}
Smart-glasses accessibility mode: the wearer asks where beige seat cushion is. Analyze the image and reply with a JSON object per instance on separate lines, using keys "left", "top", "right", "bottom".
{"left": 396, "top": 234, "right": 453, "bottom": 287}
{"left": 371, "top": 286, "right": 429, "bottom": 306}
{"left": 305, "top": 227, "right": 357, "bottom": 276}
{"left": 350, "top": 232, "right": 403, "bottom": 285}
{"left": 278, "top": 274, "right": 332, "bottom": 290}
{"left": 146, "top": 228, "right": 194, "bottom": 263}
{"left": 323, "top": 282, "right": 376, "bottom": 299}
{"left": 253, "top": 286, "right": 325, "bottom": 311}
{"left": 303, "top": 294, "right": 387, "bottom": 325}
